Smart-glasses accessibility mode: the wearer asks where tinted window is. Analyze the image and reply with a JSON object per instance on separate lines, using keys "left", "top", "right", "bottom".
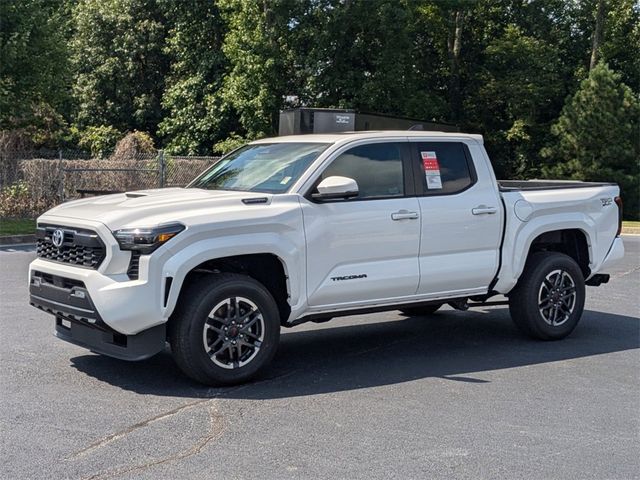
{"left": 415, "top": 142, "right": 474, "bottom": 195}
{"left": 189, "top": 143, "right": 329, "bottom": 193}
{"left": 321, "top": 143, "right": 404, "bottom": 199}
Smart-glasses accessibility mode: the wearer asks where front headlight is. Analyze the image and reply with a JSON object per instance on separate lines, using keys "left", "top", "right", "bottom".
{"left": 113, "top": 222, "right": 185, "bottom": 254}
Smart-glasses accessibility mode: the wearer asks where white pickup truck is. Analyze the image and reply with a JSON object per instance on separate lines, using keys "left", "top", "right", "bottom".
{"left": 29, "top": 131, "right": 625, "bottom": 385}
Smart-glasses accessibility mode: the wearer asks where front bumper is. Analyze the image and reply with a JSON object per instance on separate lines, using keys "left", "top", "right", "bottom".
{"left": 29, "top": 270, "right": 165, "bottom": 360}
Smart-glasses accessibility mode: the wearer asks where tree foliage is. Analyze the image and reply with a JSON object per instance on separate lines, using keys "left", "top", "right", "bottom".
{"left": 0, "top": 0, "right": 638, "bottom": 215}
{"left": 0, "top": 0, "right": 71, "bottom": 139}
{"left": 158, "top": 0, "right": 232, "bottom": 154}
{"left": 542, "top": 63, "right": 639, "bottom": 218}
{"left": 70, "top": 0, "right": 168, "bottom": 134}
{"left": 217, "top": 0, "right": 307, "bottom": 137}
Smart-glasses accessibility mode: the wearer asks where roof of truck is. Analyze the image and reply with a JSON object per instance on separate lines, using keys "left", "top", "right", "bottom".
{"left": 251, "top": 130, "right": 484, "bottom": 145}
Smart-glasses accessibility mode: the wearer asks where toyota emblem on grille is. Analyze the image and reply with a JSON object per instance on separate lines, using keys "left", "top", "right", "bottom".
{"left": 51, "top": 229, "right": 64, "bottom": 248}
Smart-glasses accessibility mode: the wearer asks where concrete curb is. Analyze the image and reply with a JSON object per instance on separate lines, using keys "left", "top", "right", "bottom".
{"left": 0, "top": 234, "right": 36, "bottom": 246}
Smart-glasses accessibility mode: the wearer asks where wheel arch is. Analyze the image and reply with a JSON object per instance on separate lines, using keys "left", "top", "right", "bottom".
{"left": 162, "top": 243, "right": 296, "bottom": 325}
{"left": 525, "top": 229, "right": 591, "bottom": 278}
{"left": 495, "top": 221, "right": 595, "bottom": 294}
{"left": 175, "top": 253, "right": 291, "bottom": 324}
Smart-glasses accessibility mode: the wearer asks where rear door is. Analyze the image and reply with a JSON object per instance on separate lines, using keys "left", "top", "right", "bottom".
{"left": 410, "top": 140, "right": 503, "bottom": 296}
{"left": 301, "top": 140, "right": 421, "bottom": 307}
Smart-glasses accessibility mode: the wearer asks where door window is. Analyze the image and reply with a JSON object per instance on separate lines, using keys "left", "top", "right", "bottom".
{"left": 320, "top": 143, "right": 405, "bottom": 199}
{"left": 414, "top": 142, "right": 476, "bottom": 195}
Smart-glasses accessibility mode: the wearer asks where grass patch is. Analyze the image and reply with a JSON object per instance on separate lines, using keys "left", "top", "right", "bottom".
{"left": 0, "top": 218, "right": 36, "bottom": 236}
{"left": 622, "top": 221, "right": 640, "bottom": 228}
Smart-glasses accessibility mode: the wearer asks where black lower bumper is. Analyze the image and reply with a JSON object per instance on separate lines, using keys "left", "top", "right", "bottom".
{"left": 586, "top": 273, "right": 610, "bottom": 287}
{"left": 29, "top": 270, "right": 165, "bottom": 361}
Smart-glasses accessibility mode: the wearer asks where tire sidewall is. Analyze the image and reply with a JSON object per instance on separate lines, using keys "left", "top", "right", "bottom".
{"left": 185, "top": 277, "right": 280, "bottom": 384}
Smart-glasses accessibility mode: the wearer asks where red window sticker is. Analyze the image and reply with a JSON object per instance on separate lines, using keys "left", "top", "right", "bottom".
{"left": 421, "top": 151, "right": 440, "bottom": 171}
{"left": 421, "top": 151, "right": 443, "bottom": 189}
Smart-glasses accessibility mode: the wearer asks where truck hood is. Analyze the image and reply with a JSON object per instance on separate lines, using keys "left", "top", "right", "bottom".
{"left": 41, "top": 188, "right": 272, "bottom": 230}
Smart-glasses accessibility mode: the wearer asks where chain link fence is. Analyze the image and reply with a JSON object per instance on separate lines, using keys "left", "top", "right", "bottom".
{"left": 0, "top": 149, "right": 220, "bottom": 218}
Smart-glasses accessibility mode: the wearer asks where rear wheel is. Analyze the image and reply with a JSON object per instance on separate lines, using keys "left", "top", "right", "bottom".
{"left": 169, "top": 273, "right": 280, "bottom": 385}
{"left": 399, "top": 303, "right": 443, "bottom": 317}
{"left": 509, "top": 252, "right": 585, "bottom": 340}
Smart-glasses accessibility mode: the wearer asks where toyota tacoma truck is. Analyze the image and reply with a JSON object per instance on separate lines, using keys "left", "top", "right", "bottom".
{"left": 29, "top": 131, "right": 625, "bottom": 385}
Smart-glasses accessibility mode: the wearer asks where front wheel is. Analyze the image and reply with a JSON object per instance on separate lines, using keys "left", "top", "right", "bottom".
{"left": 169, "top": 273, "right": 280, "bottom": 385}
{"left": 509, "top": 252, "right": 585, "bottom": 340}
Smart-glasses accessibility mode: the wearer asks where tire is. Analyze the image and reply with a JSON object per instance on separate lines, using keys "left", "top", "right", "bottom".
{"left": 508, "top": 252, "right": 585, "bottom": 340}
{"left": 399, "top": 303, "right": 443, "bottom": 317}
{"left": 169, "top": 273, "right": 280, "bottom": 385}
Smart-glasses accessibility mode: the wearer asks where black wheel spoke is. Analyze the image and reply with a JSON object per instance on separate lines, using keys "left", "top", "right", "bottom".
{"left": 558, "top": 301, "right": 573, "bottom": 315}
{"left": 205, "top": 323, "right": 224, "bottom": 335}
{"left": 243, "top": 330, "right": 260, "bottom": 341}
{"left": 210, "top": 340, "right": 228, "bottom": 357}
{"left": 242, "top": 315, "right": 261, "bottom": 330}
{"left": 553, "top": 273, "right": 563, "bottom": 288}
{"left": 239, "top": 309, "right": 256, "bottom": 323}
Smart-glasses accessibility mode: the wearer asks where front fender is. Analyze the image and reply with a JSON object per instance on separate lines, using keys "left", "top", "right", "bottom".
{"left": 161, "top": 232, "right": 304, "bottom": 318}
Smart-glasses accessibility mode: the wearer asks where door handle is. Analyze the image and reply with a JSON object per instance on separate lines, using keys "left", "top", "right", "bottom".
{"left": 391, "top": 210, "right": 419, "bottom": 221}
{"left": 472, "top": 205, "right": 498, "bottom": 215}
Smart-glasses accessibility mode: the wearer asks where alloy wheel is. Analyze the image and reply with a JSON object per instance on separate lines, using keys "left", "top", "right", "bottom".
{"left": 537, "top": 269, "right": 577, "bottom": 327}
{"left": 202, "top": 296, "right": 265, "bottom": 369}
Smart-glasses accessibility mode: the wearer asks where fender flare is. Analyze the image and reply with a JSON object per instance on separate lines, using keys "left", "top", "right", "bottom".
{"left": 494, "top": 213, "right": 596, "bottom": 293}
{"left": 160, "top": 233, "right": 301, "bottom": 318}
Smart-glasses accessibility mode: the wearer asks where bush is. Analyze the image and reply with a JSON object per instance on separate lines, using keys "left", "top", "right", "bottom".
{"left": 0, "top": 181, "right": 50, "bottom": 218}
{"left": 73, "top": 125, "right": 121, "bottom": 158}
{"left": 111, "top": 131, "right": 156, "bottom": 160}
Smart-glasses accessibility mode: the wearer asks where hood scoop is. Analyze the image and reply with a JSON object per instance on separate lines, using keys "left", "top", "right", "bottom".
{"left": 125, "top": 191, "right": 151, "bottom": 198}
{"left": 242, "top": 197, "right": 269, "bottom": 205}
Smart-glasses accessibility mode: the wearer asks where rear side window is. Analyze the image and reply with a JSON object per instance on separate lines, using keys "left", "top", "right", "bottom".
{"left": 321, "top": 143, "right": 404, "bottom": 199}
{"left": 415, "top": 142, "right": 475, "bottom": 195}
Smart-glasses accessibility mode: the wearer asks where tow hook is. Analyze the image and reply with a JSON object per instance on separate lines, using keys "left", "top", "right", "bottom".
{"left": 448, "top": 300, "right": 469, "bottom": 311}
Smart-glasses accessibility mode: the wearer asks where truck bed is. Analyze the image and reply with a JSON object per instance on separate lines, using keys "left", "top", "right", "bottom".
{"left": 498, "top": 180, "right": 616, "bottom": 192}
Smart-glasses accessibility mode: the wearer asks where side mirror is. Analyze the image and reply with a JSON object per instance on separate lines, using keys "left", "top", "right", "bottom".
{"left": 312, "top": 176, "right": 359, "bottom": 201}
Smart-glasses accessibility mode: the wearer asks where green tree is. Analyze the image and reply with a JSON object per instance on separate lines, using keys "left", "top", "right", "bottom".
{"left": 72, "top": 124, "right": 121, "bottom": 158}
{"left": 467, "top": 24, "right": 562, "bottom": 178}
{"left": 303, "top": 0, "right": 447, "bottom": 121}
{"left": 70, "top": 0, "right": 168, "bottom": 134}
{"left": 599, "top": 0, "right": 640, "bottom": 91}
{"left": 542, "top": 63, "right": 640, "bottom": 219}
{"left": 0, "top": 0, "right": 71, "bottom": 143}
{"left": 217, "top": 0, "right": 307, "bottom": 137}
{"left": 158, "top": 0, "right": 233, "bottom": 154}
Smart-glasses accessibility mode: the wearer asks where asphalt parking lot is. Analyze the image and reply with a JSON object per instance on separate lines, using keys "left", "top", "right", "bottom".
{"left": 1, "top": 238, "right": 638, "bottom": 480}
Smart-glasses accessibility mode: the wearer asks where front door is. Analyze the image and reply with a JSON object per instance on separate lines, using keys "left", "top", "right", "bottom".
{"left": 301, "top": 141, "right": 421, "bottom": 307}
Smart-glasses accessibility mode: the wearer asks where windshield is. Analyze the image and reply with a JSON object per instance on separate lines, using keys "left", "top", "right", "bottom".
{"left": 188, "top": 142, "right": 330, "bottom": 193}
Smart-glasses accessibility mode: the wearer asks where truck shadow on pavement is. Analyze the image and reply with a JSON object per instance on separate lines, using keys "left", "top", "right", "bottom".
{"left": 69, "top": 307, "right": 639, "bottom": 399}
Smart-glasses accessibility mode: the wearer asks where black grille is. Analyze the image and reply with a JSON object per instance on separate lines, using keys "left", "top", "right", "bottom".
{"left": 36, "top": 224, "right": 106, "bottom": 269}
{"left": 127, "top": 251, "right": 141, "bottom": 279}
{"left": 33, "top": 270, "right": 85, "bottom": 289}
